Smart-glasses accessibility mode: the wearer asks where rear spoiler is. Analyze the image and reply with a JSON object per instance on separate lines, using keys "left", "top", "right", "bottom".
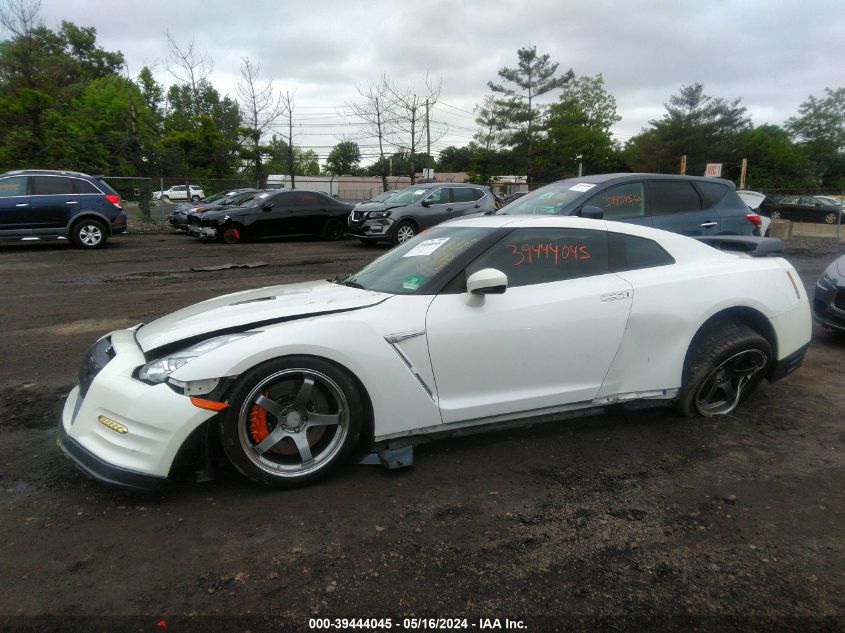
{"left": 696, "top": 235, "right": 783, "bottom": 257}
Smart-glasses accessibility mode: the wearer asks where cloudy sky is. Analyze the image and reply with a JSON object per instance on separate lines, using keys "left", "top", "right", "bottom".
{"left": 38, "top": 0, "right": 845, "bottom": 165}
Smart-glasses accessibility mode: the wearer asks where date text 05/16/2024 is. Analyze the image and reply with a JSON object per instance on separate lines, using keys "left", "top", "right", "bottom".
{"left": 308, "top": 617, "right": 527, "bottom": 630}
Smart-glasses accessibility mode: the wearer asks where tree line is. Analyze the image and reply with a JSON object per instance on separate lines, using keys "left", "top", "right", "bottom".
{"left": 1, "top": 2, "right": 842, "bottom": 195}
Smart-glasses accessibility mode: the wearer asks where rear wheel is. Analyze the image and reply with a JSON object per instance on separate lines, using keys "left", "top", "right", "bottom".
{"left": 770, "top": 210, "right": 782, "bottom": 220}
{"left": 70, "top": 219, "right": 108, "bottom": 249}
{"left": 191, "top": 195, "right": 201, "bottom": 202}
{"left": 321, "top": 218, "right": 345, "bottom": 241}
{"left": 676, "top": 319, "right": 771, "bottom": 417}
{"left": 823, "top": 211, "right": 837, "bottom": 225}
{"left": 219, "top": 357, "right": 364, "bottom": 488}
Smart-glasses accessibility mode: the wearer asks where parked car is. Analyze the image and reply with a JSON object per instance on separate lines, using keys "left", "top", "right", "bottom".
{"left": 152, "top": 185, "right": 205, "bottom": 202}
{"left": 760, "top": 195, "right": 844, "bottom": 224}
{"left": 736, "top": 189, "right": 772, "bottom": 236}
{"left": 58, "top": 215, "right": 811, "bottom": 490}
{"left": 347, "top": 182, "right": 499, "bottom": 245}
{"left": 499, "top": 174, "right": 763, "bottom": 236}
{"left": 169, "top": 189, "right": 259, "bottom": 231}
{"left": 190, "top": 190, "right": 353, "bottom": 243}
{"left": 0, "top": 169, "right": 126, "bottom": 248}
{"left": 813, "top": 254, "right": 845, "bottom": 332}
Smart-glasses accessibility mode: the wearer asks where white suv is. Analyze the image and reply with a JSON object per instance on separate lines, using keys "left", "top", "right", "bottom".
{"left": 152, "top": 185, "right": 204, "bottom": 202}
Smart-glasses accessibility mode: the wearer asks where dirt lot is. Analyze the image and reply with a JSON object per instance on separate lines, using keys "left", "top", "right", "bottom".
{"left": 0, "top": 229, "right": 842, "bottom": 632}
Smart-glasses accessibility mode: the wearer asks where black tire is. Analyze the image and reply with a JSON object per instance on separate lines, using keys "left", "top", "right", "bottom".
{"left": 392, "top": 220, "right": 417, "bottom": 246}
{"left": 221, "top": 224, "right": 245, "bottom": 244}
{"left": 219, "top": 356, "right": 364, "bottom": 488}
{"left": 823, "top": 212, "right": 837, "bottom": 225}
{"left": 770, "top": 210, "right": 782, "bottom": 220}
{"left": 191, "top": 195, "right": 201, "bottom": 202}
{"left": 676, "top": 318, "right": 771, "bottom": 417}
{"left": 321, "top": 217, "right": 345, "bottom": 241}
{"left": 70, "top": 219, "right": 108, "bottom": 249}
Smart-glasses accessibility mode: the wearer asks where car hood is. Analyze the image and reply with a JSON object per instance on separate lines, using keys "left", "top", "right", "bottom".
{"left": 135, "top": 281, "right": 390, "bottom": 353}
{"left": 836, "top": 255, "right": 845, "bottom": 277}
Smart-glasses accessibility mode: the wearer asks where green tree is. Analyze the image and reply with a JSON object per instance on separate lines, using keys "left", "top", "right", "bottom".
{"left": 624, "top": 83, "right": 751, "bottom": 179}
{"left": 735, "top": 124, "right": 814, "bottom": 189}
{"left": 437, "top": 145, "right": 472, "bottom": 172}
{"left": 294, "top": 148, "right": 320, "bottom": 176}
{"left": 487, "top": 45, "right": 574, "bottom": 182}
{"left": 786, "top": 88, "right": 845, "bottom": 187}
{"left": 534, "top": 74, "right": 622, "bottom": 181}
{"left": 325, "top": 141, "right": 361, "bottom": 175}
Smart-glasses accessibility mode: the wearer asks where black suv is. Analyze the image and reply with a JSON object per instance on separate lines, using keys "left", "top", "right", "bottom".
{"left": 499, "top": 174, "right": 761, "bottom": 236}
{"left": 0, "top": 170, "right": 127, "bottom": 248}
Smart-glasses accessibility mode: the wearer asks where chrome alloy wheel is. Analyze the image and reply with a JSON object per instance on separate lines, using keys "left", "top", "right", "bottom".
{"left": 396, "top": 224, "right": 416, "bottom": 243}
{"left": 237, "top": 368, "right": 349, "bottom": 478}
{"left": 694, "top": 349, "right": 768, "bottom": 416}
{"left": 79, "top": 224, "right": 104, "bottom": 246}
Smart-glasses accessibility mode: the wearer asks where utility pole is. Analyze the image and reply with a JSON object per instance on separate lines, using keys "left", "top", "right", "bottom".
{"left": 739, "top": 158, "right": 748, "bottom": 190}
{"left": 425, "top": 98, "right": 431, "bottom": 181}
{"left": 680, "top": 155, "right": 687, "bottom": 175}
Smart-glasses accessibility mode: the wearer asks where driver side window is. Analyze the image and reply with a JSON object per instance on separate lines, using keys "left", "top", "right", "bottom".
{"left": 464, "top": 228, "right": 610, "bottom": 289}
{"left": 583, "top": 182, "right": 645, "bottom": 220}
{"left": 425, "top": 188, "right": 450, "bottom": 204}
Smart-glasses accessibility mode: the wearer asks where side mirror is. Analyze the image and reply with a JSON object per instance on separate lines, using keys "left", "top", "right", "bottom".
{"left": 420, "top": 199, "right": 430, "bottom": 207}
{"left": 262, "top": 201, "right": 274, "bottom": 211}
{"left": 581, "top": 205, "right": 604, "bottom": 219}
{"left": 466, "top": 268, "right": 507, "bottom": 296}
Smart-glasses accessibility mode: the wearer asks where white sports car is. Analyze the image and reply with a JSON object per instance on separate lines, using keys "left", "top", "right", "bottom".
{"left": 58, "top": 216, "right": 812, "bottom": 490}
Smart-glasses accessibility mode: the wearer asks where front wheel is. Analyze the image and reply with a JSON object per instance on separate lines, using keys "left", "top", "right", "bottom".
{"left": 321, "top": 218, "right": 345, "bottom": 241}
{"left": 676, "top": 319, "right": 771, "bottom": 417}
{"left": 823, "top": 212, "right": 837, "bottom": 225}
{"left": 221, "top": 225, "right": 245, "bottom": 244}
{"left": 392, "top": 220, "right": 417, "bottom": 245}
{"left": 219, "top": 357, "right": 364, "bottom": 488}
{"left": 70, "top": 219, "right": 108, "bottom": 249}
{"left": 191, "top": 195, "right": 201, "bottom": 202}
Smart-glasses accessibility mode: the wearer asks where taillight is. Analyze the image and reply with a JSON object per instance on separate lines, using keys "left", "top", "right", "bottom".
{"left": 745, "top": 212, "right": 762, "bottom": 227}
{"left": 105, "top": 194, "right": 122, "bottom": 207}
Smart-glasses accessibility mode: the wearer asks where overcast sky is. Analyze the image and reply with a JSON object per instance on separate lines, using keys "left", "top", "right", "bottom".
{"left": 38, "top": 0, "right": 845, "bottom": 165}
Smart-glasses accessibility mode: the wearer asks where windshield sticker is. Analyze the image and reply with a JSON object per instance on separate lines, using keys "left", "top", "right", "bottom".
{"left": 258, "top": 193, "right": 270, "bottom": 198}
{"left": 413, "top": 189, "right": 426, "bottom": 195}
{"left": 402, "top": 274, "right": 425, "bottom": 290}
{"left": 569, "top": 183, "right": 596, "bottom": 192}
{"left": 403, "top": 237, "right": 450, "bottom": 257}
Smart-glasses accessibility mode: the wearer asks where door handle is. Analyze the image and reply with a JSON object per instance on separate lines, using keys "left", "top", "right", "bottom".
{"left": 446, "top": 207, "right": 453, "bottom": 212}
{"left": 600, "top": 290, "right": 631, "bottom": 302}
{"left": 15, "top": 203, "right": 29, "bottom": 207}
{"left": 66, "top": 201, "right": 78, "bottom": 205}
{"left": 700, "top": 221, "right": 717, "bottom": 228}
{"left": 474, "top": 204, "right": 480, "bottom": 208}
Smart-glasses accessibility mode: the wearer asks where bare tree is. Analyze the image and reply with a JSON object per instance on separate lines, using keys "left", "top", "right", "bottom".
{"left": 165, "top": 31, "right": 213, "bottom": 115}
{"left": 237, "top": 57, "right": 283, "bottom": 187}
{"left": 0, "top": 0, "right": 41, "bottom": 37}
{"left": 279, "top": 90, "right": 297, "bottom": 188}
{"left": 348, "top": 77, "right": 394, "bottom": 192}
{"left": 384, "top": 75, "right": 443, "bottom": 184}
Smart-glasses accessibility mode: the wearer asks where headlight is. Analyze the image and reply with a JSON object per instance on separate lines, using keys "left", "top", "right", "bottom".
{"left": 368, "top": 210, "right": 391, "bottom": 219}
{"left": 817, "top": 273, "right": 837, "bottom": 290}
{"left": 138, "top": 333, "right": 255, "bottom": 384}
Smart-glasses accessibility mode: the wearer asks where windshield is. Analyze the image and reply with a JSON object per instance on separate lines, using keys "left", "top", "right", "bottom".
{"left": 240, "top": 191, "right": 275, "bottom": 207}
{"left": 816, "top": 197, "right": 838, "bottom": 207}
{"left": 343, "top": 226, "right": 491, "bottom": 294}
{"left": 386, "top": 187, "right": 431, "bottom": 205}
{"left": 224, "top": 191, "right": 257, "bottom": 205}
{"left": 370, "top": 190, "right": 396, "bottom": 203}
{"left": 498, "top": 181, "right": 593, "bottom": 215}
{"left": 201, "top": 191, "right": 229, "bottom": 204}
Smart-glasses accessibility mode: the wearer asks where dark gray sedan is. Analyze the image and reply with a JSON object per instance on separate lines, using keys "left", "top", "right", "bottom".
{"left": 169, "top": 189, "right": 258, "bottom": 231}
